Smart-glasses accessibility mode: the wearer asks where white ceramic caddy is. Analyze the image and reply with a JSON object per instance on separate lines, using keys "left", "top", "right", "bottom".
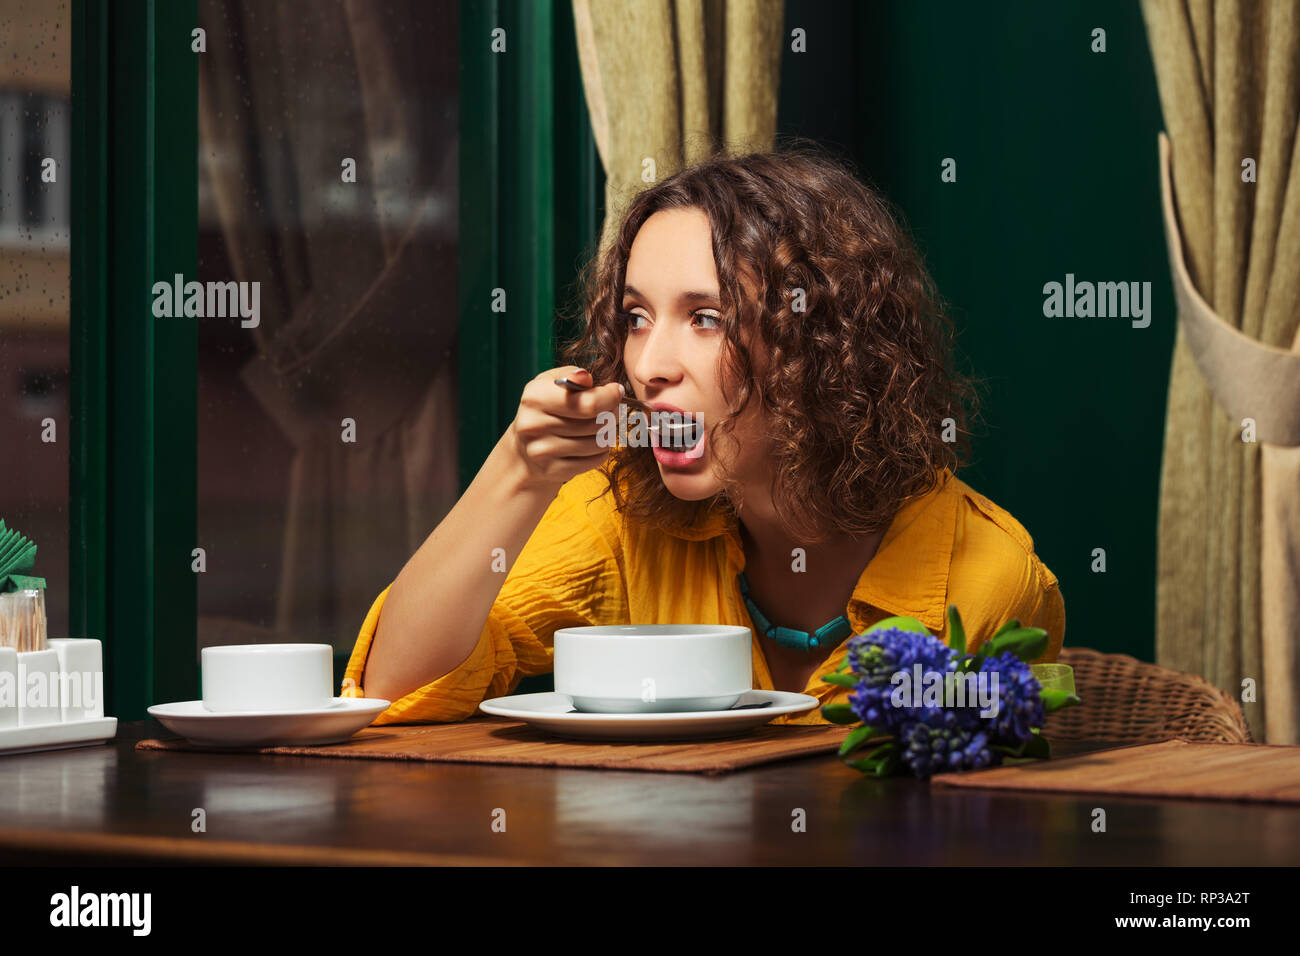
{"left": 0, "top": 638, "right": 117, "bottom": 756}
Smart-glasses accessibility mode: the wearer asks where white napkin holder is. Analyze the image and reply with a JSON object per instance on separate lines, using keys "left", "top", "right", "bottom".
{"left": 0, "top": 638, "right": 118, "bottom": 755}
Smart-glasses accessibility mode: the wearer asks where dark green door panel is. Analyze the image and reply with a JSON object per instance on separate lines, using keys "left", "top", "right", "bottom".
{"left": 72, "top": 0, "right": 199, "bottom": 721}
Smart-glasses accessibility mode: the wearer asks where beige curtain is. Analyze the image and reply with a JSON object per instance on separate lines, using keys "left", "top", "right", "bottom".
{"left": 199, "top": 0, "right": 459, "bottom": 650}
{"left": 572, "top": 0, "right": 785, "bottom": 251}
{"left": 1141, "top": 1, "right": 1300, "bottom": 743}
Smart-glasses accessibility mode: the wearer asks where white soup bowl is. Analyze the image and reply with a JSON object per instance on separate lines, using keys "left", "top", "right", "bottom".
{"left": 554, "top": 625, "right": 752, "bottom": 713}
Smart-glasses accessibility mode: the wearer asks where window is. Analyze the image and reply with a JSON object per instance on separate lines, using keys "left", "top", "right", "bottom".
{"left": 194, "top": 0, "right": 461, "bottom": 663}
{"left": 65, "top": 0, "right": 600, "bottom": 716}
{"left": 0, "top": 0, "right": 71, "bottom": 641}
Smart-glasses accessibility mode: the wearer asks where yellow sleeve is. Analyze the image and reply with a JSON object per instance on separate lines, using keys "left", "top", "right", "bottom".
{"left": 340, "top": 469, "right": 627, "bottom": 724}
{"left": 1024, "top": 568, "right": 1065, "bottom": 663}
{"left": 941, "top": 486, "right": 1066, "bottom": 665}
{"left": 961, "top": 553, "right": 1065, "bottom": 664}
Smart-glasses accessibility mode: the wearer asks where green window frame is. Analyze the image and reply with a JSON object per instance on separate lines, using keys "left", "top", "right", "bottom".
{"left": 70, "top": 0, "right": 601, "bottom": 720}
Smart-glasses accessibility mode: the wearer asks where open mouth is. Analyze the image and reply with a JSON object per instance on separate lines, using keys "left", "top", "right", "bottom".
{"left": 636, "top": 410, "right": 705, "bottom": 451}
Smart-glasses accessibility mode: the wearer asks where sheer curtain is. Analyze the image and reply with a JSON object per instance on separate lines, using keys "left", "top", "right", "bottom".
{"left": 198, "top": 0, "right": 459, "bottom": 650}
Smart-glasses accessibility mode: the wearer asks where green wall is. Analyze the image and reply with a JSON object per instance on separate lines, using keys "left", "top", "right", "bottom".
{"left": 779, "top": 0, "right": 1173, "bottom": 660}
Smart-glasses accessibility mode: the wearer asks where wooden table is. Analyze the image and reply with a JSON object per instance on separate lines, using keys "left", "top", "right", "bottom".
{"left": 1, "top": 720, "right": 1297, "bottom": 866}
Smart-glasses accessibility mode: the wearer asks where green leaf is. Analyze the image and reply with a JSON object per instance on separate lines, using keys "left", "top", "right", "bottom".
{"left": 865, "top": 615, "right": 931, "bottom": 637}
{"left": 875, "top": 751, "right": 901, "bottom": 776}
{"left": 992, "top": 618, "right": 1021, "bottom": 638}
{"left": 987, "top": 627, "right": 1048, "bottom": 662}
{"left": 1022, "top": 733, "right": 1051, "bottom": 759}
{"left": 838, "top": 725, "right": 883, "bottom": 756}
{"left": 947, "top": 605, "right": 967, "bottom": 655}
{"left": 861, "top": 742, "right": 896, "bottom": 762}
{"left": 1040, "top": 689, "right": 1083, "bottom": 713}
{"left": 835, "top": 661, "right": 850, "bottom": 674}
{"left": 821, "top": 672, "right": 859, "bottom": 689}
{"left": 1000, "top": 756, "right": 1038, "bottom": 767}
{"left": 846, "top": 756, "right": 882, "bottom": 773}
{"left": 988, "top": 626, "right": 1047, "bottom": 651}
{"left": 820, "top": 704, "right": 860, "bottom": 725}
{"left": 990, "top": 742, "right": 1026, "bottom": 757}
{"left": 845, "top": 742, "right": 897, "bottom": 773}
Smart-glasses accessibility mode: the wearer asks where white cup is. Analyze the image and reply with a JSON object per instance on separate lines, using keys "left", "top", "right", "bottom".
{"left": 554, "top": 625, "right": 752, "bottom": 713}
{"left": 200, "top": 643, "right": 334, "bottom": 713}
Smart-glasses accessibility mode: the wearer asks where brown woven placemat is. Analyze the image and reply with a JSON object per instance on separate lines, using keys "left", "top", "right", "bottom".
{"left": 136, "top": 715, "right": 858, "bottom": 775}
{"left": 930, "top": 737, "right": 1300, "bottom": 804}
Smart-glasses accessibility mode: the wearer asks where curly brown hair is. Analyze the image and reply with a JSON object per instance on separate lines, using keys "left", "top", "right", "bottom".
{"left": 559, "top": 140, "right": 984, "bottom": 544}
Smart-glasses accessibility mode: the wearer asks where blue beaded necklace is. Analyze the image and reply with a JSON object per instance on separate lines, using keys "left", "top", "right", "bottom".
{"left": 737, "top": 571, "right": 852, "bottom": 653}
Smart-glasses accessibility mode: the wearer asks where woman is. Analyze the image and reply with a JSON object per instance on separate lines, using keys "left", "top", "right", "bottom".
{"left": 345, "top": 145, "right": 1065, "bottom": 726}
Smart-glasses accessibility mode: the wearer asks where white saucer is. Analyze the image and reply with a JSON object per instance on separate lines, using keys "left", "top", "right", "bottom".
{"left": 147, "top": 697, "right": 392, "bottom": 747}
{"left": 478, "top": 689, "right": 819, "bottom": 741}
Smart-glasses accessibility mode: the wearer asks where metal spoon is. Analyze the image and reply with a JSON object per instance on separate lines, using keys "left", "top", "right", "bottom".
{"left": 553, "top": 375, "right": 657, "bottom": 415}
{"left": 553, "top": 376, "right": 704, "bottom": 451}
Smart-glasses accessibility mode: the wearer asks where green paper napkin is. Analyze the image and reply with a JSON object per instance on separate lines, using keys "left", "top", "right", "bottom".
{"left": 0, "top": 519, "right": 46, "bottom": 593}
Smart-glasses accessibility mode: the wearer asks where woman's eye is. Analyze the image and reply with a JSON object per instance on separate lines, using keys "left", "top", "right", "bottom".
{"left": 619, "top": 310, "right": 719, "bottom": 331}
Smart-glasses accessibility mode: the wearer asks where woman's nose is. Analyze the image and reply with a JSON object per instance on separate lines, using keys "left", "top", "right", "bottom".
{"left": 628, "top": 319, "right": 685, "bottom": 386}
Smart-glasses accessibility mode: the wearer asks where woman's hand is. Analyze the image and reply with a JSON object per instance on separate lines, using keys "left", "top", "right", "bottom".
{"left": 508, "top": 366, "right": 623, "bottom": 491}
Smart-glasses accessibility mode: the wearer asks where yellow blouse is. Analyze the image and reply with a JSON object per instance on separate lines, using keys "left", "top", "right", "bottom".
{"left": 342, "top": 466, "right": 1065, "bottom": 726}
